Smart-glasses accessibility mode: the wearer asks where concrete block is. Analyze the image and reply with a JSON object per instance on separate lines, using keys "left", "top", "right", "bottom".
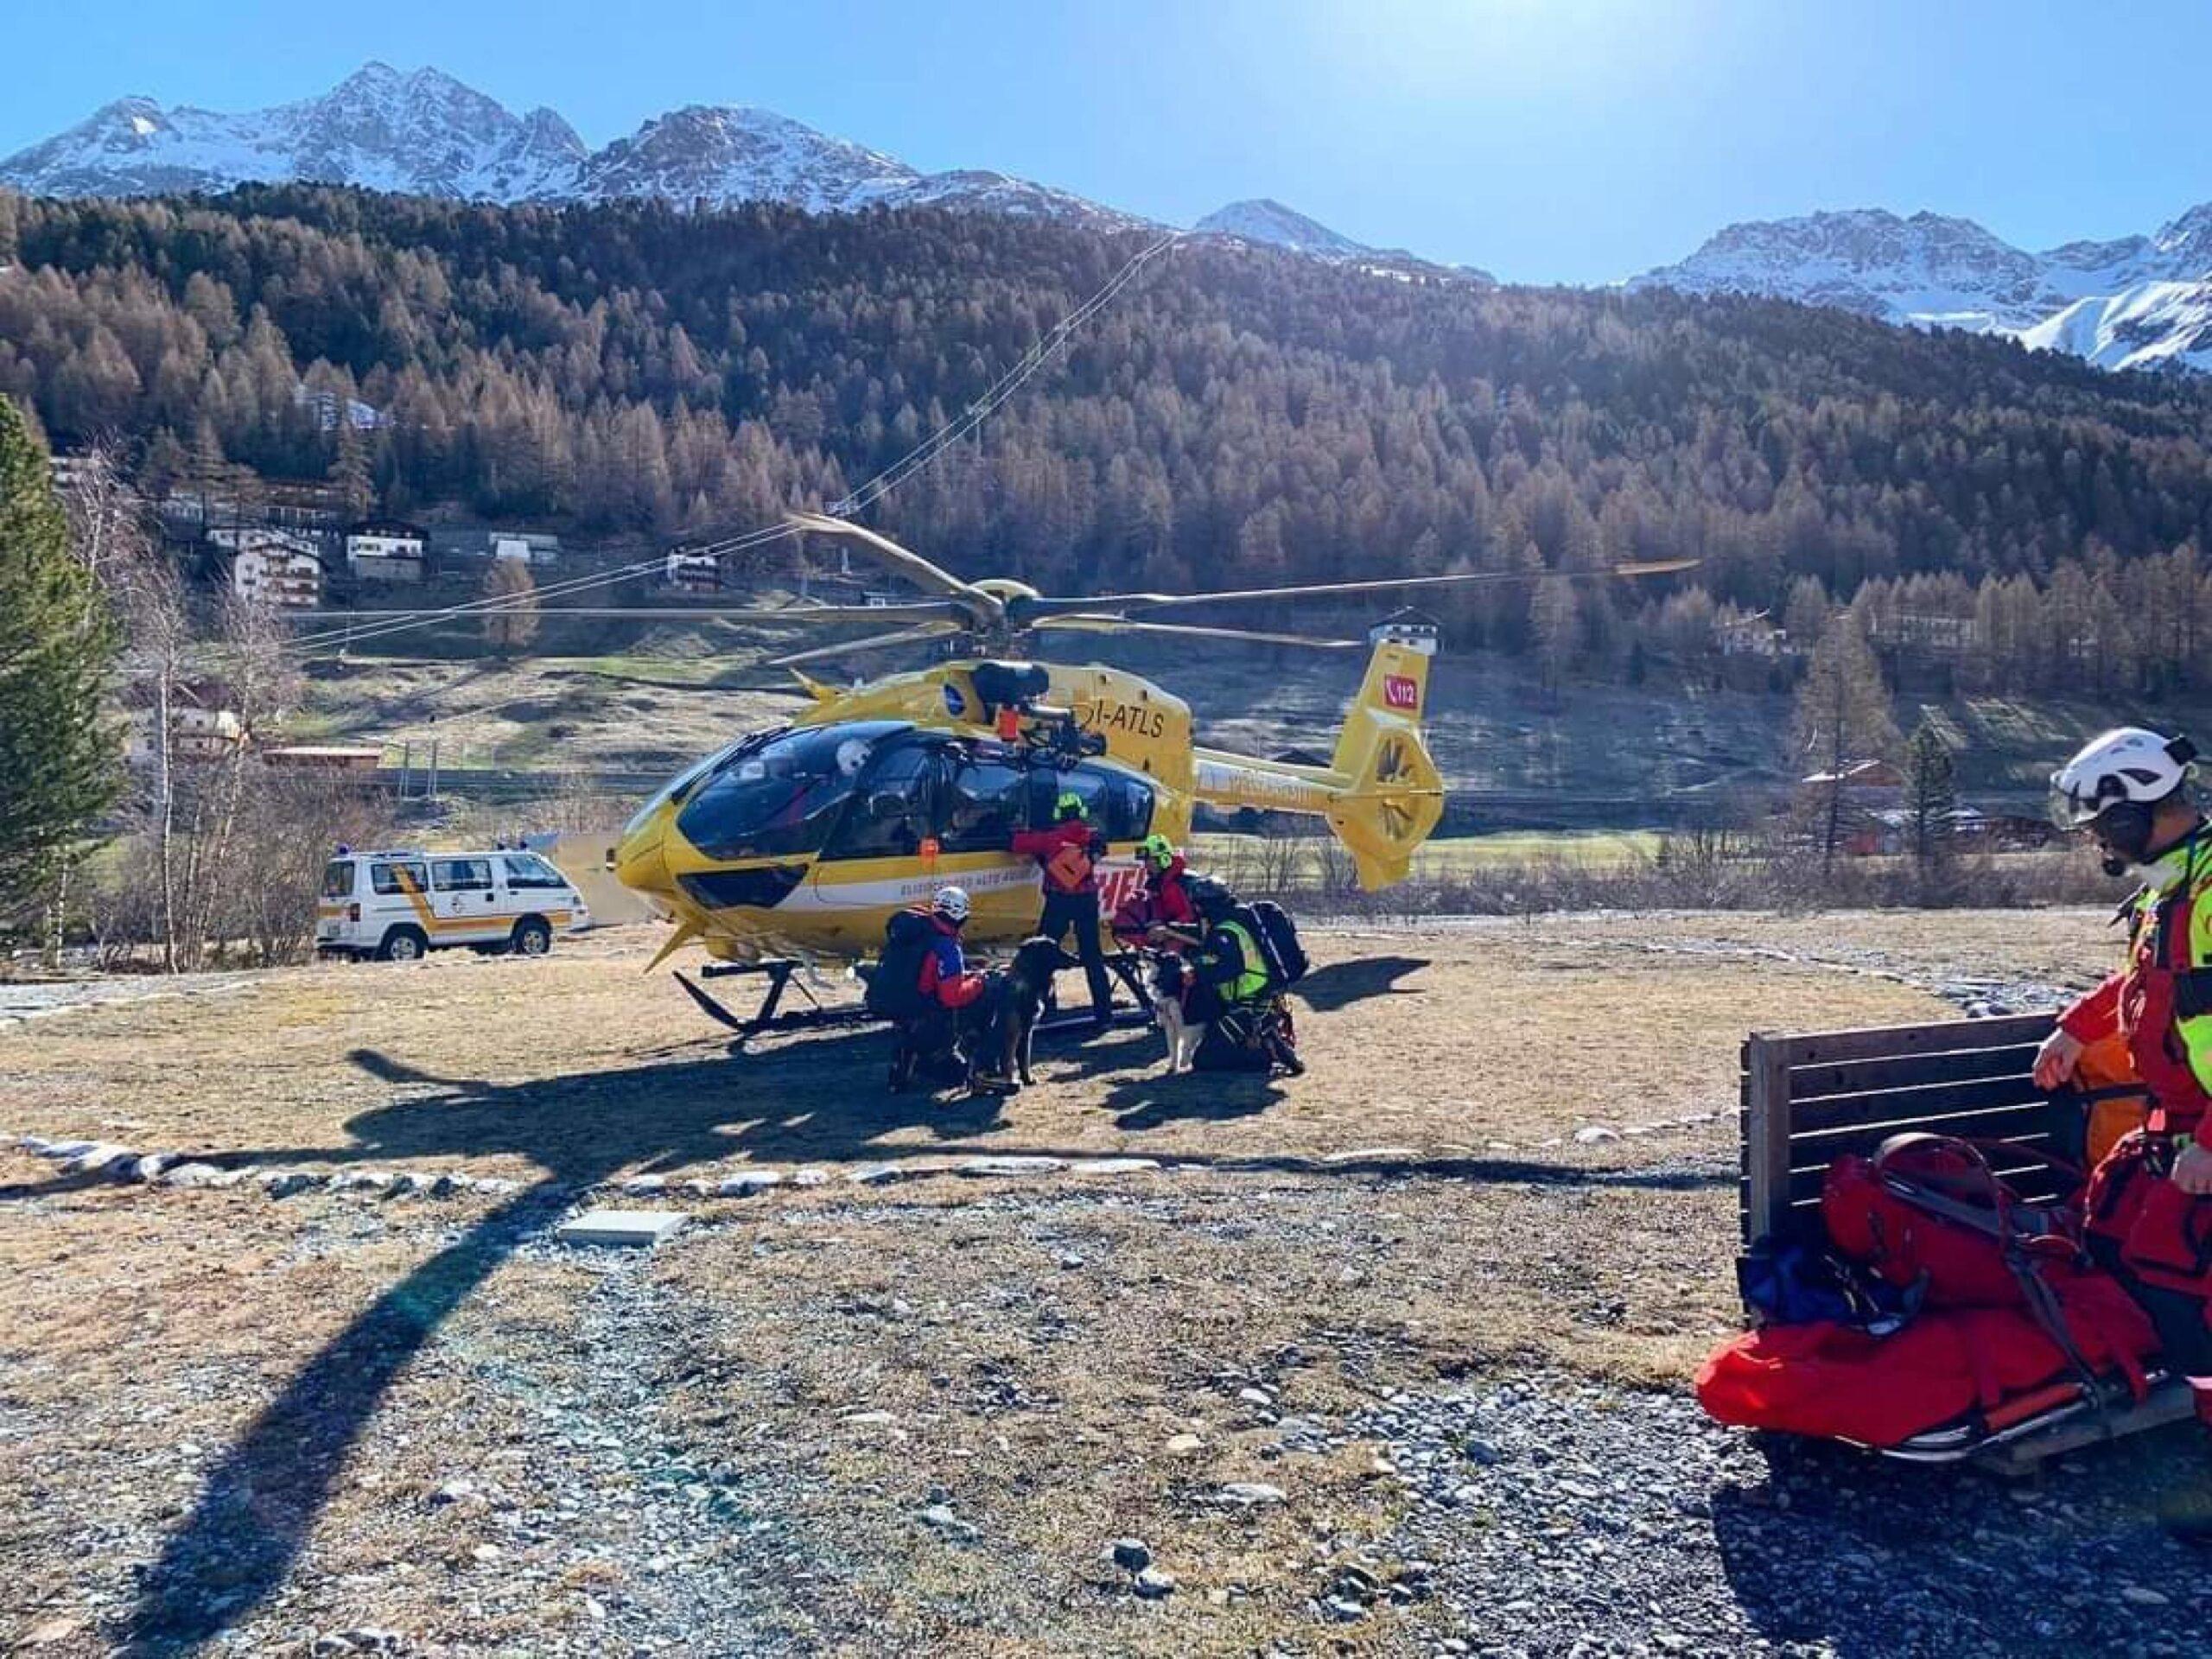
{"left": 556, "top": 1209, "right": 687, "bottom": 1249}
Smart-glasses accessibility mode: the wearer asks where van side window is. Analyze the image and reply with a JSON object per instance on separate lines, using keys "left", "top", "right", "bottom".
{"left": 501, "top": 855, "right": 568, "bottom": 891}
{"left": 432, "top": 858, "right": 493, "bottom": 893}
{"left": 370, "top": 860, "right": 429, "bottom": 896}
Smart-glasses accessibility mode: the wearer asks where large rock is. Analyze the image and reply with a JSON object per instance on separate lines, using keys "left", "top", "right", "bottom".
{"left": 1216, "top": 1481, "right": 1287, "bottom": 1507}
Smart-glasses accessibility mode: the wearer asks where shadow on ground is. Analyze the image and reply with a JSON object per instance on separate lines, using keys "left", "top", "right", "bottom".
{"left": 111, "top": 1009, "right": 1725, "bottom": 1649}
{"left": 1294, "top": 955, "right": 1430, "bottom": 1012}
{"left": 1711, "top": 1425, "right": 2212, "bottom": 1655}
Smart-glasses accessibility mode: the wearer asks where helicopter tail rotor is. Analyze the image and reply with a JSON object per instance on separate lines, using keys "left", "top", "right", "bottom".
{"left": 1187, "top": 622, "right": 1446, "bottom": 890}
{"left": 1322, "top": 629, "right": 1446, "bottom": 888}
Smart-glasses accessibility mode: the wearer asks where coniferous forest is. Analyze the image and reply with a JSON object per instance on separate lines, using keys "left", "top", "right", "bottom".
{"left": 9, "top": 185, "right": 2212, "bottom": 695}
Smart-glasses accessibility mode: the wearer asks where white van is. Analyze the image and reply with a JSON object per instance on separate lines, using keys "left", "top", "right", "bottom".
{"left": 315, "top": 848, "right": 589, "bottom": 961}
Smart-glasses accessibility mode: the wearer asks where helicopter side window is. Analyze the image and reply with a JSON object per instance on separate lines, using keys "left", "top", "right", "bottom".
{"left": 823, "top": 746, "right": 944, "bottom": 861}
{"left": 1029, "top": 765, "right": 1154, "bottom": 842}
{"left": 1026, "top": 767, "right": 1105, "bottom": 831}
{"left": 941, "top": 759, "right": 1028, "bottom": 854}
{"left": 676, "top": 723, "right": 906, "bottom": 861}
{"left": 1097, "top": 770, "right": 1157, "bottom": 842}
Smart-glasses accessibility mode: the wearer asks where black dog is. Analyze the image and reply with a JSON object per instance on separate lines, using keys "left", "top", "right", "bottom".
{"left": 977, "top": 936, "right": 1082, "bottom": 1090}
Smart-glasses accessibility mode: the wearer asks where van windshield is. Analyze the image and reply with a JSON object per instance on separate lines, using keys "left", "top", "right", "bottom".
{"left": 321, "top": 860, "right": 355, "bottom": 899}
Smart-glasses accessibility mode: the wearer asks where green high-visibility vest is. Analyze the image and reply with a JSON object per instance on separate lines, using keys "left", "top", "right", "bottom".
{"left": 1216, "top": 918, "right": 1271, "bottom": 1003}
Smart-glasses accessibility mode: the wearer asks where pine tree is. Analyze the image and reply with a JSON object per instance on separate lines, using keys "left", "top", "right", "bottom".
{"left": 1792, "top": 607, "right": 1899, "bottom": 874}
{"left": 0, "top": 397, "right": 119, "bottom": 925}
{"left": 1904, "top": 715, "right": 1958, "bottom": 874}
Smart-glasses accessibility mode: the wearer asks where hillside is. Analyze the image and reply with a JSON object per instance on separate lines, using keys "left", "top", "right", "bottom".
{"left": 12, "top": 186, "right": 2212, "bottom": 728}
{"left": 294, "top": 610, "right": 2171, "bottom": 835}
{"left": 7, "top": 188, "right": 2212, "bottom": 613}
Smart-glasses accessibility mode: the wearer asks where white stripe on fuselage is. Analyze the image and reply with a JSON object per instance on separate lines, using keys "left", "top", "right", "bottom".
{"left": 784, "top": 858, "right": 1146, "bottom": 916}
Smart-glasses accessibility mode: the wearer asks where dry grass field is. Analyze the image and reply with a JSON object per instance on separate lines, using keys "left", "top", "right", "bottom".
{"left": 8, "top": 910, "right": 2190, "bottom": 1657}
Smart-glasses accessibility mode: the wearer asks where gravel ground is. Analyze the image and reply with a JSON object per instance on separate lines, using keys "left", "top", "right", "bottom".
{"left": 6, "top": 911, "right": 2200, "bottom": 1656}
{"left": 1357, "top": 1371, "right": 2212, "bottom": 1657}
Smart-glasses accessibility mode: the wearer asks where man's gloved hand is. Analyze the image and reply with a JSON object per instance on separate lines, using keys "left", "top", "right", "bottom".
{"left": 2033, "top": 1027, "right": 2085, "bottom": 1090}
{"left": 2174, "top": 1141, "right": 2212, "bottom": 1196}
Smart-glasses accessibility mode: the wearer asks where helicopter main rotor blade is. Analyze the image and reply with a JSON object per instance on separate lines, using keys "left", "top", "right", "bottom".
{"left": 620, "top": 602, "right": 970, "bottom": 625}
{"left": 785, "top": 512, "right": 1004, "bottom": 620}
{"left": 766, "top": 620, "right": 969, "bottom": 669}
{"left": 318, "top": 603, "right": 975, "bottom": 625}
{"left": 1020, "top": 558, "right": 1701, "bottom": 618}
{"left": 1036, "top": 616, "right": 1360, "bottom": 650}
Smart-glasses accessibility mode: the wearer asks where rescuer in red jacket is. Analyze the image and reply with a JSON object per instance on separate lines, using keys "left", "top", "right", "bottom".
{"left": 1012, "top": 790, "right": 1115, "bottom": 1030}
{"left": 2035, "top": 728, "right": 2212, "bottom": 1464}
{"left": 1112, "top": 833, "right": 1201, "bottom": 951}
{"left": 887, "top": 885, "right": 993, "bottom": 1090}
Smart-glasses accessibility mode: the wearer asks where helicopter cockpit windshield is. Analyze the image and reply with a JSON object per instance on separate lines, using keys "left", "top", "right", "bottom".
{"left": 675, "top": 722, "right": 912, "bottom": 861}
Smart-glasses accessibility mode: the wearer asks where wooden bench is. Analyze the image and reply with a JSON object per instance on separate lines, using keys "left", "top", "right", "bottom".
{"left": 1738, "top": 1012, "right": 2195, "bottom": 1471}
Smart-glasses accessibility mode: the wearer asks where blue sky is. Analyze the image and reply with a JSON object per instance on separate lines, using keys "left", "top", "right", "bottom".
{"left": 6, "top": 0, "right": 2209, "bottom": 285}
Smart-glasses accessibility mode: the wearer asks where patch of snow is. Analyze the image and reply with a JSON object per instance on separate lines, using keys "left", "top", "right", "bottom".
{"left": 2014, "top": 279, "right": 2212, "bottom": 375}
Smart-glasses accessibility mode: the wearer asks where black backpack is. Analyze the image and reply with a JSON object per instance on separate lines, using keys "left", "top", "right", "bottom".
{"left": 866, "top": 909, "right": 935, "bottom": 1020}
{"left": 1238, "top": 900, "right": 1309, "bottom": 988}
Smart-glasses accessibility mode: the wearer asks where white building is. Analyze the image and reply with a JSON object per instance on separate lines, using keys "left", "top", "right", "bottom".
{"left": 210, "top": 524, "right": 315, "bottom": 555}
{"left": 127, "top": 705, "right": 245, "bottom": 766}
{"left": 665, "top": 549, "right": 722, "bottom": 594}
{"left": 344, "top": 518, "right": 426, "bottom": 583}
{"left": 232, "top": 541, "right": 324, "bottom": 609}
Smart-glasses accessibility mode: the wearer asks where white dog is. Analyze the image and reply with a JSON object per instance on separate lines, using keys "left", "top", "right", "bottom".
{"left": 1147, "top": 953, "right": 1206, "bottom": 1074}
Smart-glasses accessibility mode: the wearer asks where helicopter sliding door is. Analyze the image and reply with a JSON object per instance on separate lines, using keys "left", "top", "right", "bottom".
{"left": 1028, "top": 764, "right": 1155, "bottom": 844}
{"left": 819, "top": 743, "right": 947, "bottom": 863}
{"left": 802, "top": 741, "right": 1163, "bottom": 948}
{"left": 1034, "top": 762, "right": 1158, "bottom": 919}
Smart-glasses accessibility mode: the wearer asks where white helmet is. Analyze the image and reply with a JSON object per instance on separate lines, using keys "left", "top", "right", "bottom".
{"left": 2050, "top": 728, "right": 2196, "bottom": 827}
{"left": 931, "top": 885, "right": 971, "bottom": 923}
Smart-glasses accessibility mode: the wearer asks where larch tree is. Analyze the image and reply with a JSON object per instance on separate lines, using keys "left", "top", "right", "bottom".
{"left": 483, "top": 556, "right": 541, "bottom": 657}
{"left": 1792, "top": 606, "right": 1899, "bottom": 874}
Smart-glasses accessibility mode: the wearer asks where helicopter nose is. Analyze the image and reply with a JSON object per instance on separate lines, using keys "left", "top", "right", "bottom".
{"left": 613, "top": 811, "right": 675, "bottom": 900}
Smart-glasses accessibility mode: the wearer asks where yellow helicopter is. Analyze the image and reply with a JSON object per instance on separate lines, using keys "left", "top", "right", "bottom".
{"left": 610, "top": 513, "right": 1692, "bottom": 1035}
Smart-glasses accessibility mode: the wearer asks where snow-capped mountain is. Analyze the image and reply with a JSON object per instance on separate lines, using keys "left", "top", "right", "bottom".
{"left": 1627, "top": 208, "right": 2068, "bottom": 333}
{"left": 0, "top": 64, "right": 1148, "bottom": 232}
{"left": 1197, "top": 199, "right": 1371, "bottom": 259}
{"left": 0, "top": 64, "right": 588, "bottom": 201}
{"left": 1193, "top": 197, "right": 1495, "bottom": 283}
{"left": 1630, "top": 202, "right": 2212, "bottom": 372}
{"left": 2, "top": 73, "right": 1500, "bottom": 267}
{"left": 571, "top": 105, "right": 1142, "bottom": 226}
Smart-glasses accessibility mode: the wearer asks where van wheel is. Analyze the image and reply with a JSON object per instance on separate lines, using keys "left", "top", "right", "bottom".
{"left": 378, "top": 926, "right": 428, "bottom": 963}
{"left": 512, "top": 917, "right": 553, "bottom": 957}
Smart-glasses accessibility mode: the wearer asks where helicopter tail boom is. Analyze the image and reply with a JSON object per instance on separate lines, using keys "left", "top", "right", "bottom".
{"left": 1191, "top": 626, "right": 1445, "bottom": 890}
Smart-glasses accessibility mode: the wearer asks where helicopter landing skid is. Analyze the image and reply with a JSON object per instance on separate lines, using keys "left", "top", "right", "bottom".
{"left": 676, "top": 960, "right": 874, "bottom": 1049}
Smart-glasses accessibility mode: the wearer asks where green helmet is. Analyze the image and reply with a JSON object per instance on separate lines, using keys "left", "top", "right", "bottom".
{"left": 1055, "top": 790, "right": 1086, "bottom": 821}
{"left": 1140, "top": 832, "right": 1176, "bottom": 870}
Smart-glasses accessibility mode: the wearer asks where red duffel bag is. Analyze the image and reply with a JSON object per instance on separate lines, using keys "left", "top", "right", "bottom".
{"left": 1696, "top": 1275, "right": 2157, "bottom": 1446}
{"left": 1700, "top": 1134, "right": 2158, "bottom": 1446}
